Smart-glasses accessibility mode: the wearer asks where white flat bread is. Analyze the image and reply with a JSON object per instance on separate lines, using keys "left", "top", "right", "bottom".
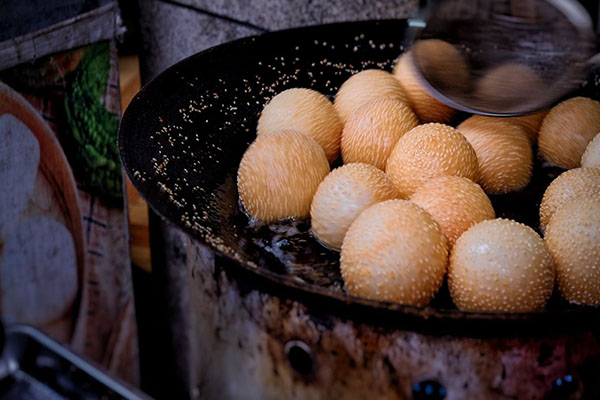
{"left": 0, "top": 216, "right": 78, "bottom": 326}
{"left": 0, "top": 114, "right": 40, "bottom": 237}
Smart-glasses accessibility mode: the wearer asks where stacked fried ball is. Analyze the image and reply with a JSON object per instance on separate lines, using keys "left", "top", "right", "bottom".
{"left": 237, "top": 39, "right": 600, "bottom": 312}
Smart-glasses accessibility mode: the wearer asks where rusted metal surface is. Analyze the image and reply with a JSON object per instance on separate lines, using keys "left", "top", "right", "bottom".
{"left": 187, "top": 239, "right": 600, "bottom": 399}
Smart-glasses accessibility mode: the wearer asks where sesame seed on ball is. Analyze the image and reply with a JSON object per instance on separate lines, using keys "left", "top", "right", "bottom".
{"left": 505, "top": 109, "right": 549, "bottom": 145}
{"left": 581, "top": 132, "right": 600, "bottom": 169}
{"left": 237, "top": 130, "right": 329, "bottom": 222}
{"left": 539, "top": 167, "right": 600, "bottom": 233}
{"left": 341, "top": 200, "right": 448, "bottom": 306}
{"left": 457, "top": 116, "right": 533, "bottom": 194}
{"left": 410, "top": 175, "right": 495, "bottom": 249}
{"left": 341, "top": 98, "right": 419, "bottom": 170}
{"left": 334, "top": 69, "right": 409, "bottom": 126}
{"left": 386, "top": 123, "right": 479, "bottom": 198}
{"left": 311, "top": 163, "right": 400, "bottom": 250}
{"left": 545, "top": 196, "right": 600, "bottom": 306}
{"left": 393, "top": 40, "right": 466, "bottom": 123}
{"left": 474, "top": 64, "right": 547, "bottom": 114}
{"left": 257, "top": 88, "right": 343, "bottom": 163}
{"left": 538, "top": 97, "right": 600, "bottom": 169}
{"left": 449, "top": 219, "right": 555, "bottom": 313}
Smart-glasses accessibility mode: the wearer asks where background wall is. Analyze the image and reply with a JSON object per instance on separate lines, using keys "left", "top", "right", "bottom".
{"left": 137, "top": 0, "right": 420, "bottom": 82}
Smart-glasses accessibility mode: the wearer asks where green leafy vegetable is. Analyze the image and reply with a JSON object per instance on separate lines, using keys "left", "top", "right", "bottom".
{"left": 64, "top": 41, "right": 122, "bottom": 201}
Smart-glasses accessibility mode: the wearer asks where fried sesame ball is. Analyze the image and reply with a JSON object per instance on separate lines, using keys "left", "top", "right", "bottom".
{"left": 393, "top": 40, "right": 466, "bottom": 123}
{"left": 237, "top": 130, "right": 329, "bottom": 222}
{"left": 341, "top": 98, "right": 419, "bottom": 170}
{"left": 475, "top": 64, "right": 547, "bottom": 113}
{"left": 545, "top": 196, "right": 600, "bottom": 306}
{"left": 539, "top": 167, "right": 600, "bottom": 233}
{"left": 257, "top": 88, "right": 343, "bottom": 162}
{"left": 411, "top": 39, "right": 470, "bottom": 93}
{"left": 538, "top": 97, "right": 600, "bottom": 169}
{"left": 340, "top": 200, "right": 447, "bottom": 305}
{"left": 334, "top": 69, "right": 409, "bottom": 125}
{"left": 505, "top": 109, "right": 549, "bottom": 144}
{"left": 449, "top": 219, "right": 555, "bottom": 312}
{"left": 581, "top": 132, "right": 600, "bottom": 168}
{"left": 385, "top": 123, "right": 479, "bottom": 198}
{"left": 457, "top": 116, "right": 533, "bottom": 194}
{"left": 310, "top": 163, "right": 400, "bottom": 250}
{"left": 410, "top": 176, "right": 495, "bottom": 248}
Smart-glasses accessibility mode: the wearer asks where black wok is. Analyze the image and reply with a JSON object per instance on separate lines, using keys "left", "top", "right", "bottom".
{"left": 119, "top": 19, "right": 600, "bottom": 335}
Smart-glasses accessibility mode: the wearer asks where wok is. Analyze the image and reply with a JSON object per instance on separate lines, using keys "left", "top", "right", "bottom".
{"left": 119, "top": 19, "right": 600, "bottom": 336}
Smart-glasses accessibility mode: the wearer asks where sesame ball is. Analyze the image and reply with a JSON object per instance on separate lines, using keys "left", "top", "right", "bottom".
{"left": 341, "top": 200, "right": 448, "bottom": 306}
{"left": 334, "top": 69, "right": 409, "bottom": 125}
{"left": 538, "top": 97, "right": 600, "bottom": 169}
{"left": 311, "top": 163, "right": 400, "bottom": 250}
{"left": 341, "top": 98, "right": 419, "bottom": 170}
{"left": 410, "top": 176, "right": 495, "bottom": 248}
{"left": 449, "top": 219, "right": 555, "bottom": 313}
{"left": 545, "top": 196, "right": 600, "bottom": 306}
{"left": 386, "top": 123, "right": 479, "bottom": 198}
{"left": 237, "top": 130, "right": 329, "bottom": 222}
{"left": 257, "top": 88, "right": 343, "bottom": 162}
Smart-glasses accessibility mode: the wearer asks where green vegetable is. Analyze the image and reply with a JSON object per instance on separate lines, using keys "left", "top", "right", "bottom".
{"left": 64, "top": 41, "right": 123, "bottom": 201}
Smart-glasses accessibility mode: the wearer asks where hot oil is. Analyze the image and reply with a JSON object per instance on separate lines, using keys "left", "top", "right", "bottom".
{"left": 234, "top": 198, "right": 344, "bottom": 291}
